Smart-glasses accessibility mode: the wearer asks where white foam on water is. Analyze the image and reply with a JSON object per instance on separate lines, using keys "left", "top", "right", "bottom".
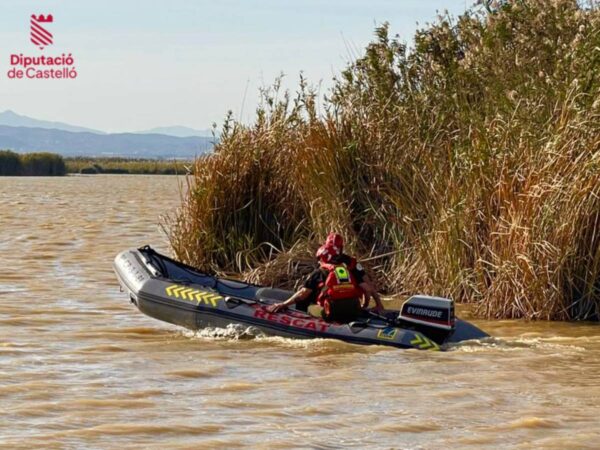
{"left": 179, "top": 325, "right": 358, "bottom": 352}
{"left": 0, "top": 284, "right": 27, "bottom": 295}
{"left": 451, "top": 336, "right": 588, "bottom": 354}
{"left": 254, "top": 335, "right": 330, "bottom": 349}
{"left": 181, "top": 324, "right": 264, "bottom": 341}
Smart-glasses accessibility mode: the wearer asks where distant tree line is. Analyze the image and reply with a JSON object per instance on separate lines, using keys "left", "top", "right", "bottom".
{"left": 0, "top": 150, "right": 66, "bottom": 176}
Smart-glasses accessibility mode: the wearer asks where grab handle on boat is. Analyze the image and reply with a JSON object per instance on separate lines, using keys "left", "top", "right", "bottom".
{"left": 224, "top": 295, "right": 267, "bottom": 308}
{"left": 348, "top": 321, "right": 369, "bottom": 332}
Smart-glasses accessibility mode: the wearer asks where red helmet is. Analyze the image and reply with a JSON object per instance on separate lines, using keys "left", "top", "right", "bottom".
{"left": 324, "top": 233, "right": 343, "bottom": 254}
{"left": 316, "top": 244, "right": 337, "bottom": 264}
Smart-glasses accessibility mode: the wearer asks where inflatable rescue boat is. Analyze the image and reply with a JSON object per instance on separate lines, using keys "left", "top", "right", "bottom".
{"left": 113, "top": 246, "right": 488, "bottom": 351}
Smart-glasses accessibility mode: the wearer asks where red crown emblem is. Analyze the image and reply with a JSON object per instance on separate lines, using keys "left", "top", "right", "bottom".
{"left": 30, "top": 14, "right": 54, "bottom": 50}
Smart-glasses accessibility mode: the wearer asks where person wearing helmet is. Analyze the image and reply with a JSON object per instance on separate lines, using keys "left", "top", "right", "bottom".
{"left": 321, "top": 233, "right": 383, "bottom": 310}
{"left": 267, "top": 233, "right": 384, "bottom": 322}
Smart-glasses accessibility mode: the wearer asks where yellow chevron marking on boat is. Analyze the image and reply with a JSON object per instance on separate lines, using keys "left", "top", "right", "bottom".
{"left": 179, "top": 288, "right": 195, "bottom": 300}
{"left": 169, "top": 285, "right": 186, "bottom": 298}
{"left": 193, "top": 292, "right": 221, "bottom": 306}
{"left": 410, "top": 334, "right": 440, "bottom": 351}
{"left": 165, "top": 285, "right": 222, "bottom": 307}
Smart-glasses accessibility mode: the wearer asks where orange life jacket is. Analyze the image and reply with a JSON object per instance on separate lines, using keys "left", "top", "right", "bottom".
{"left": 316, "top": 261, "right": 363, "bottom": 311}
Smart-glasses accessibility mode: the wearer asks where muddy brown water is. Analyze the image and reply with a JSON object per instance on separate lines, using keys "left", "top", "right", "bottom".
{"left": 1, "top": 175, "right": 599, "bottom": 449}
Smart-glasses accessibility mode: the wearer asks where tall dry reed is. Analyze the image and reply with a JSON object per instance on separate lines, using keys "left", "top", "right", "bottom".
{"left": 167, "top": 0, "right": 600, "bottom": 320}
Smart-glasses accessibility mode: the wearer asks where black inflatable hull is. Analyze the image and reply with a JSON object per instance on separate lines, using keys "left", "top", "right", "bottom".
{"left": 113, "top": 247, "right": 489, "bottom": 351}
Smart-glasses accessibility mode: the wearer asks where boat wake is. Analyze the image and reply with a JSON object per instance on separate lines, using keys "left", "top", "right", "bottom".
{"left": 182, "top": 324, "right": 264, "bottom": 341}
{"left": 180, "top": 325, "right": 361, "bottom": 351}
{"left": 450, "top": 336, "right": 588, "bottom": 354}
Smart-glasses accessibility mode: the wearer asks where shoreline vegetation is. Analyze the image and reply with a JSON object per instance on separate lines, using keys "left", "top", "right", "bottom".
{"left": 0, "top": 150, "right": 191, "bottom": 175}
{"left": 0, "top": 150, "right": 66, "bottom": 176}
{"left": 167, "top": 0, "right": 600, "bottom": 321}
{"left": 65, "top": 157, "right": 191, "bottom": 175}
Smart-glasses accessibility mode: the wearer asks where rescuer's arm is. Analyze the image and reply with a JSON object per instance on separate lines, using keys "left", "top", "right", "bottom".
{"left": 359, "top": 274, "right": 385, "bottom": 312}
{"left": 350, "top": 261, "right": 384, "bottom": 311}
{"left": 267, "top": 287, "right": 313, "bottom": 313}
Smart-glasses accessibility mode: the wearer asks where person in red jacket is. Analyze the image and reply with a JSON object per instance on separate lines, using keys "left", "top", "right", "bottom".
{"left": 267, "top": 233, "right": 384, "bottom": 322}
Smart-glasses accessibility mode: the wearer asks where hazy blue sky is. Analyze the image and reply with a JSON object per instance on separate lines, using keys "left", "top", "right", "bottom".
{"left": 1, "top": 1, "right": 470, "bottom": 132}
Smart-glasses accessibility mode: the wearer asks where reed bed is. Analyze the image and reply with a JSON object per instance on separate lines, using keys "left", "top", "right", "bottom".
{"left": 0, "top": 150, "right": 66, "bottom": 176}
{"left": 167, "top": 0, "right": 600, "bottom": 320}
{"left": 65, "top": 157, "right": 191, "bottom": 175}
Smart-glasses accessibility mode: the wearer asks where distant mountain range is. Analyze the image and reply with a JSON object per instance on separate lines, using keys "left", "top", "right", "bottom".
{"left": 0, "top": 110, "right": 214, "bottom": 158}
{"left": 137, "top": 126, "right": 214, "bottom": 138}
{"left": 0, "top": 110, "right": 103, "bottom": 134}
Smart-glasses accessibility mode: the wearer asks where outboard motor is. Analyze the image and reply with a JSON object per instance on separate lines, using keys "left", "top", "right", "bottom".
{"left": 398, "top": 296, "right": 455, "bottom": 343}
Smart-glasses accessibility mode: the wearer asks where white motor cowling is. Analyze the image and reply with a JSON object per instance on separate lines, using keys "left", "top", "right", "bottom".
{"left": 398, "top": 295, "right": 455, "bottom": 331}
